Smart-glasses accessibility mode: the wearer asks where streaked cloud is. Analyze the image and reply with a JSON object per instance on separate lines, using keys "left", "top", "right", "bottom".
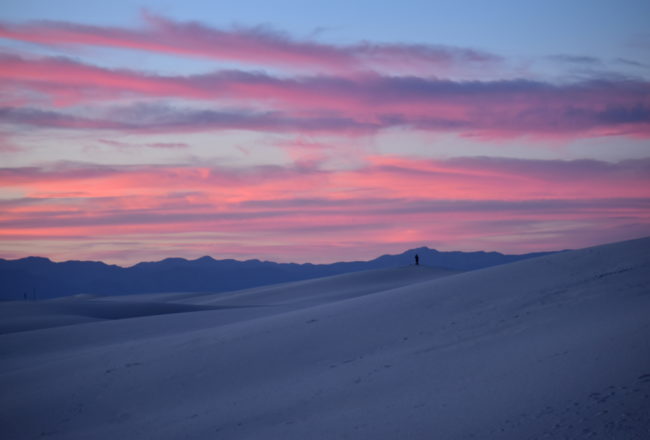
{"left": 2, "top": 54, "right": 649, "bottom": 138}
{"left": 1, "top": 158, "right": 647, "bottom": 242}
{"left": 1, "top": 10, "right": 648, "bottom": 263}
{"left": 0, "top": 12, "right": 499, "bottom": 75}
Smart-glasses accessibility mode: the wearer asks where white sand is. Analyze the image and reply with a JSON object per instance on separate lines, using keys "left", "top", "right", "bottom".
{"left": 1, "top": 238, "right": 649, "bottom": 439}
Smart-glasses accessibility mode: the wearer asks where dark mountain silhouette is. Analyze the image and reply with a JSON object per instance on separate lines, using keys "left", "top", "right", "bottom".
{"left": 0, "top": 247, "right": 557, "bottom": 300}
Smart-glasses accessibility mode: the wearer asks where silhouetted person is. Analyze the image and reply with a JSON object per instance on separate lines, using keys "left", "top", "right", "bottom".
{"left": 415, "top": 254, "right": 419, "bottom": 266}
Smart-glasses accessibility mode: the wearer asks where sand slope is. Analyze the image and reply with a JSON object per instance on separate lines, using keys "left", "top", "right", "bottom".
{"left": 1, "top": 238, "right": 649, "bottom": 439}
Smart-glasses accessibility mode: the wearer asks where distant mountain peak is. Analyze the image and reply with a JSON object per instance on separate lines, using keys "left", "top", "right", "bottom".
{"left": 20, "top": 256, "right": 53, "bottom": 264}
{"left": 408, "top": 246, "right": 437, "bottom": 253}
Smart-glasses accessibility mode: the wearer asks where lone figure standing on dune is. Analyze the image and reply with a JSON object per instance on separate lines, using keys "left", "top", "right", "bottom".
{"left": 415, "top": 254, "right": 420, "bottom": 266}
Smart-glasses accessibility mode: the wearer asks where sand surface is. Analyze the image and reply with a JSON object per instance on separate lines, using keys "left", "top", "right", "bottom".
{"left": 1, "top": 238, "right": 649, "bottom": 439}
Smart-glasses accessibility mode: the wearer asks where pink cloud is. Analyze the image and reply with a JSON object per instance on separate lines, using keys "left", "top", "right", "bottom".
{"left": 0, "top": 54, "right": 204, "bottom": 106}
{"left": 2, "top": 54, "right": 648, "bottom": 138}
{"left": 2, "top": 156, "right": 649, "bottom": 202}
{"left": 0, "top": 12, "right": 499, "bottom": 75}
{"left": 0, "top": 157, "right": 648, "bottom": 260}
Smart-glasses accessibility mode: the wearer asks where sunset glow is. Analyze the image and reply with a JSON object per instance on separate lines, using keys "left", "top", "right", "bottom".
{"left": 1, "top": 1, "right": 649, "bottom": 264}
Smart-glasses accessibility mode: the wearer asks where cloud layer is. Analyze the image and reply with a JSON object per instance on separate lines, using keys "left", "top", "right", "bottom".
{"left": 1, "top": 157, "right": 648, "bottom": 262}
{"left": 0, "top": 11, "right": 499, "bottom": 75}
{"left": 2, "top": 53, "right": 648, "bottom": 138}
{"left": 1, "top": 12, "right": 649, "bottom": 263}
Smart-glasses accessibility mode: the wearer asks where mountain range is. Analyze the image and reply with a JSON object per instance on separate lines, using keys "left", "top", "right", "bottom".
{"left": 0, "top": 247, "right": 557, "bottom": 300}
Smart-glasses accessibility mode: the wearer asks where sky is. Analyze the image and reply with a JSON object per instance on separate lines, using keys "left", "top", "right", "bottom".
{"left": 0, "top": 0, "right": 649, "bottom": 265}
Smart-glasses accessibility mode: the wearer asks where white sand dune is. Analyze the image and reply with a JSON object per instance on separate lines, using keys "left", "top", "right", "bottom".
{"left": 0, "top": 298, "right": 231, "bottom": 335}
{"left": 1, "top": 238, "right": 649, "bottom": 439}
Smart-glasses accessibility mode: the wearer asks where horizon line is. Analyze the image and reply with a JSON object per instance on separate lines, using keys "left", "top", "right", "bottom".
{"left": 0, "top": 244, "right": 573, "bottom": 268}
